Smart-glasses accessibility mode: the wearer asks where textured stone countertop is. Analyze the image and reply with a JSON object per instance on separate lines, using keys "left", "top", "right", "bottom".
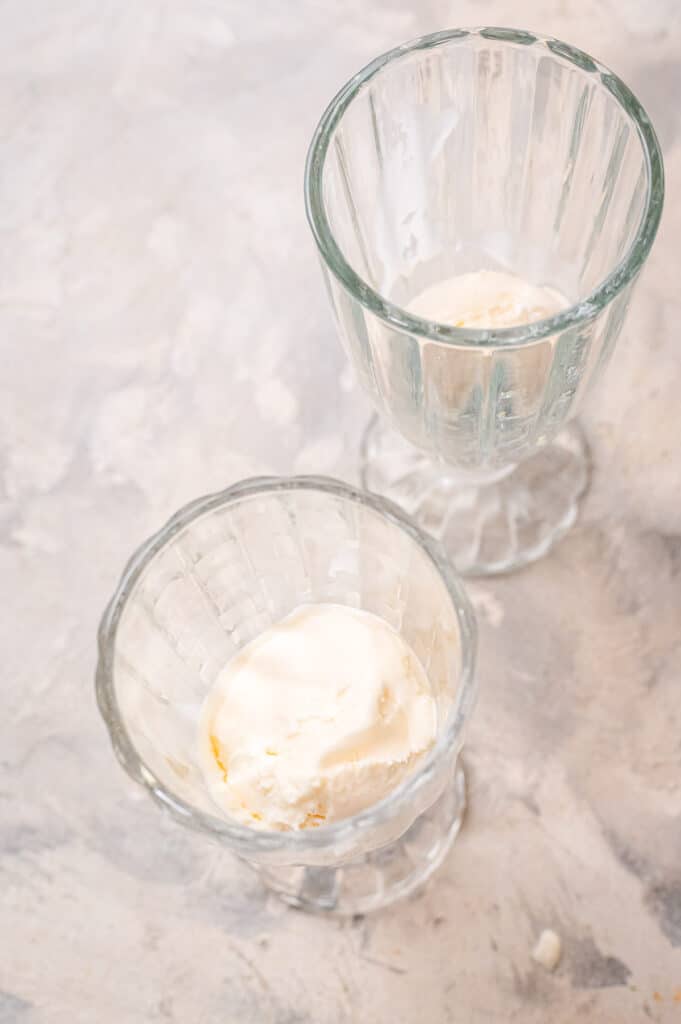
{"left": 3, "top": 2, "right": 681, "bottom": 1022}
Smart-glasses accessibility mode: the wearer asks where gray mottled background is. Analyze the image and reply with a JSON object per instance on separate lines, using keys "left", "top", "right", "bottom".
{"left": 2, "top": 1, "right": 681, "bottom": 1021}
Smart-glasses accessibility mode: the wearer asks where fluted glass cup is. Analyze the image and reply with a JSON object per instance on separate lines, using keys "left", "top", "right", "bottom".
{"left": 96, "top": 477, "right": 477, "bottom": 914}
{"left": 305, "top": 28, "right": 664, "bottom": 575}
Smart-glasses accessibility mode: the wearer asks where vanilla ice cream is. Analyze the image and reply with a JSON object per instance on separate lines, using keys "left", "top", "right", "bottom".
{"left": 407, "top": 269, "right": 566, "bottom": 327}
{"left": 198, "top": 604, "right": 437, "bottom": 831}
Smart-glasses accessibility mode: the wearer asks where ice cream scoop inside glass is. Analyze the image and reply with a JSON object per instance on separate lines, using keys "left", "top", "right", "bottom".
{"left": 305, "top": 28, "right": 664, "bottom": 575}
{"left": 96, "top": 477, "right": 477, "bottom": 914}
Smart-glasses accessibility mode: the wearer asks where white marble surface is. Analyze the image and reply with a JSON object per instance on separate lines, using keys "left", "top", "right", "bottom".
{"left": 3, "top": 2, "right": 681, "bottom": 1021}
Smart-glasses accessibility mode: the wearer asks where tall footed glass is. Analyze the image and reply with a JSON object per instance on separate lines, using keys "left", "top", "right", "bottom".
{"left": 305, "top": 28, "right": 664, "bottom": 575}
{"left": 96, "top": 477, "right": 477, "bottom": 915}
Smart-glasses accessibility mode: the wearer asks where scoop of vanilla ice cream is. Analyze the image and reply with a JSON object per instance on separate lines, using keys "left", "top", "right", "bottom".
{"left": 198, "top": 604, "right": 437, "bottom": 830}
{"left": 408, "top": 269, "right": 566, "bottom": 327}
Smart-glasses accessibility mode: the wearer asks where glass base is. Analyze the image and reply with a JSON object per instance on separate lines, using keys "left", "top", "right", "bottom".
{"left": 361, "top": 417, "right": 590, "bottom": 576}
{"left": 254, "top": 762, "right": 466, "bottom": 915}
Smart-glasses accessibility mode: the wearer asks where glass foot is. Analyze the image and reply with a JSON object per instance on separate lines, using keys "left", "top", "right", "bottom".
{"left": 361, "top": 417, "right": 590, "bottom": 576}
{"left": 254, "top": 762, "right": 467, "bottom": 915}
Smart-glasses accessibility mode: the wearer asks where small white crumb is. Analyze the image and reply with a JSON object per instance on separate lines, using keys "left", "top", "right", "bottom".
{"left": 532, "top": 929, "right": 562, "bottom": 971}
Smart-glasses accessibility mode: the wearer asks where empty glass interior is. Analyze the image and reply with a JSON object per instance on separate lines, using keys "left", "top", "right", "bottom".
{"left": 322, "top": 34, "right": 649, "bottom": 309}
{"left": 110, "top": 487, "right": 464, "bottom": 820}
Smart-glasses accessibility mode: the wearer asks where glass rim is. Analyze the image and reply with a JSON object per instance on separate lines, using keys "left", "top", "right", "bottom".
{"left": 95, "top": 475, "right": 478, "bottom": 855}
{"left": 304, "top": 26, "right": 665, "bottom": 348}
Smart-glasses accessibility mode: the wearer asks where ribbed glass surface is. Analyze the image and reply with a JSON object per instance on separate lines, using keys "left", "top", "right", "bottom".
{"left": 307, "top": 30, "right": 663, "bottom": 470}
{"left": 96, "top": 479, "right": 476, "bottom": 884}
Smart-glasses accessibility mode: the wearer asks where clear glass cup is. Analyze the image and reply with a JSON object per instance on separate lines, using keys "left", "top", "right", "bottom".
{"left": 96, "top": 477, "right": 477, "bottom": 914}
{"left": 305, "top": 28, "right": 664, "bottom": 575}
